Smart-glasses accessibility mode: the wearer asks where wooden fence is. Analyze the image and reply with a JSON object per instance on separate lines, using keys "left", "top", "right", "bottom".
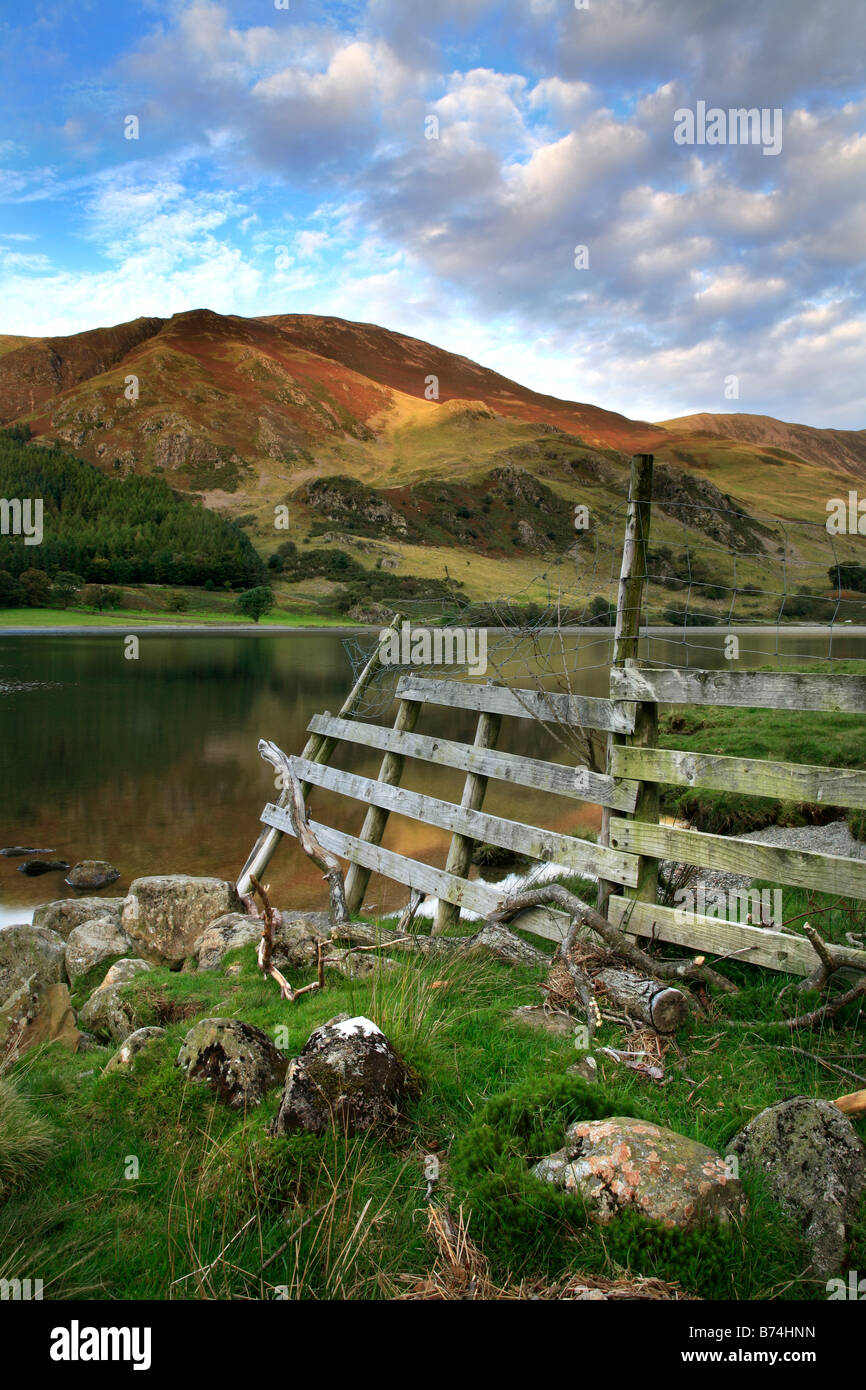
{"left": 237, "top": 454, "right": 866, "bottom": 978}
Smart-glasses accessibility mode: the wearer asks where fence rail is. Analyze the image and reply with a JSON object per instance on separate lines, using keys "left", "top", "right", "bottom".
{"left": 239, "top": 451, "right": 866, "bottom": 979}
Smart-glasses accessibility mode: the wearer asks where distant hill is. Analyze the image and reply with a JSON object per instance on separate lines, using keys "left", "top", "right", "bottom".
{"left": 661, "top": 411, "right": 866, "bottom": 480}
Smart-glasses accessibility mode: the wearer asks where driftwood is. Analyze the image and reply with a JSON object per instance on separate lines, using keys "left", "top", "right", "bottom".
{"left": 486, "top": 883, "right": 737, "bottom": 995}
{"left": 834, "top": 1087, "right": 866, "bottom": 1116}
{"left": 258, "top": 740, "right": 349, "bottom": 927}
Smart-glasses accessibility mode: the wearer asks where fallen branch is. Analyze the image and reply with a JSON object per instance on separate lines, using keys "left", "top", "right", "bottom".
{"left": 486, "top": 884, "right": 737, "bottom": 995}
{"left": 331, "top": 918, "right": 548, "bottom": 967}
{"left": 779, "top": 972, "right": 866, "bottom": 1032}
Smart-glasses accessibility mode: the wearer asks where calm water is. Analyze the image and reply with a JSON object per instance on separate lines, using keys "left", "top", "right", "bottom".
{"left": 2, "top": 626, "right": 864, "bottom": 927}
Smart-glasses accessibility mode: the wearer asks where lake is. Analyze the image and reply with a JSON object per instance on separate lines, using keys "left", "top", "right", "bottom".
{"left": 2, "top": 625, "right": 864, "bottom": 928}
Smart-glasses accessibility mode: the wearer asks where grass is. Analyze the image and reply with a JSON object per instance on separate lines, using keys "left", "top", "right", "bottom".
{"left": 1, "top": 902, "right": 864, "bottom": 1301}
{"left": 0, "top": 602, "right": 354, "bottom": 630}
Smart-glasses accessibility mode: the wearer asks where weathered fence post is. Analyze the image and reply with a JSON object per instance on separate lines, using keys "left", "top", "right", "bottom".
{"left": 597, "top": 454, "right": 657, "bottom": 914}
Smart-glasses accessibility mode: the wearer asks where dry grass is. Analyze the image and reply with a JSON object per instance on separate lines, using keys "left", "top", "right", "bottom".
{"left": 395, "top": 1204, "right": 696, "bottom": 1301}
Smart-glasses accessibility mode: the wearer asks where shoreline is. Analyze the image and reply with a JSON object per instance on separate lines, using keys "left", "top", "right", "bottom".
{"left": 3, "top": 622, "right": 866, "bottom": 638}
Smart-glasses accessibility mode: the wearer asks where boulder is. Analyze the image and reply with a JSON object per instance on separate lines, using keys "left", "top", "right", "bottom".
{"left": 728, "top": 1097, "right": 866, "bottom": 1275}
{"left": 193, "top": 913, "right": 262, "bottom": 971}
{"left": 533, "top": 1117, "right": 744, "bottom": 1229}
{"left": 0, "top": 926, "right": 73, "bottom": 1057}
{"left": 103, "top": 1026, "right": 166, "bottom": 1075}
{"left": 32, "top": 897, "right": 125, "bottom": 939}
{"left": 510, "top": 1005, "right": 576, "bottom": 1037}
{"left": 16, "top": 859, "right": 70, "bottom": 877}
{"left": 15, "top": 983, "right": 80, "bottom": 1055}
{"left": 0, "top": 925, "right": 67, "bottom": 1007}
{"left": 99, "top": 959, "right": 153, "bottom": 991}
{"left": 271, "top": 910, "right": 332, "bottom": 971}
{"left": 271, "top": 1014, "right": 418, "bottom": 1137}
{"left": 121, "top": 876, "right": 244, "bottom": 967}
{"left": 77, "top": 983, "right": 138, "bottom": 1044}
{"left": 176, "top": 1018, "right": 288, "bottom": 1109}
{"left": 65, "top": 918, "right": 134, "bottom": 984}
{"left": 65, "top": 860, "right": 121, "bottom": 891}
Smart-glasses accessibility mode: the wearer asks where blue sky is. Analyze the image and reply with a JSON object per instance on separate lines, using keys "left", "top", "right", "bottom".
{"left": 0, "top": 0, "right": 864, "bottom": 427}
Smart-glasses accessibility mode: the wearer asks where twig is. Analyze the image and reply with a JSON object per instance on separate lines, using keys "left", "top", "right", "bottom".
{"left": 250, "top": 875, "right": 322, "bottom": 1004}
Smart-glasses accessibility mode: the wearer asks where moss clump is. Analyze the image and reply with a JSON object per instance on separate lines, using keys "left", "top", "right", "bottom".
{"left": 450, "top": 1073, "right": 806, "bottom": 1298}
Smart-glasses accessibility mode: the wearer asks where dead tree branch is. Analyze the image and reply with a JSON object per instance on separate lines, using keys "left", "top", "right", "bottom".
{"left": 486, "top": 884, "right": 737, "bottom": 995}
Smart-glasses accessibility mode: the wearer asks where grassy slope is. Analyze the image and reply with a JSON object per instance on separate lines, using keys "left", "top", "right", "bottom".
{"left": 2, "top": 906, "right": 864, "bottom": 1301}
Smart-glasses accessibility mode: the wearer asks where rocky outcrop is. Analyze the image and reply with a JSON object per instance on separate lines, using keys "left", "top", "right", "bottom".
{"left": 121, "top": 876, "right": 243, "bottom": 967}
{"left": 65, "top": 860, "right": 121, "bottom": 891}
{"left": 193, "top": 913, "right": 261, "bottom": 971}
{"left": 176, "top": 1019, "right": 288, "bottom": 1109}
{"left": 534, "top": 1117, "right": 744, "bottom": 1228}
{"left": 271, "top": 1014, "right": 418, "bottom": 1137}
{"left": 32, "top": 897, "right": 125, "bottom": 938}
{"left": 65, "top": 918, "right": 134, "bottom": 984}
{"left": 728, "top": 1097, "right": 866, "bottom": 1275}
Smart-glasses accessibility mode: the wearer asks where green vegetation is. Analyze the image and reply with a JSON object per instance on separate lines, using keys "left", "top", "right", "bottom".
{"left": 3, "top": 907, "right": 863, "bottom": 1301}
{"left": 235, "top": 586, "right": 275, "bottom": 623}
{"left": 0, "top": 431, "right": 264, "bottom": 591}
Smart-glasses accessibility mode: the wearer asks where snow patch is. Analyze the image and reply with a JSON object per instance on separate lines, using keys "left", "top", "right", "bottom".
{"left": 332, "top": 1016, "right": 383, "bottom": 1039}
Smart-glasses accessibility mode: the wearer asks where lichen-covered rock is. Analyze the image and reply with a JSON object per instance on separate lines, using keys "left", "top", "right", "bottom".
{"left": 77, "top": 983, "right": 138, "bottom": 1044}
{"left": 122, "top": 876, "right": 243, "bottom": 967}
{"left": 176, "top": 1018, "right": 288, "bottom": 1109}
{"left": 32, "top": 897, "right": 125, "bottom": 939}
{"left": 193, "top": 913, "right": 262, "bottom": 971}
{"left": 271, "top": 910, "right": 332, "bottom": 971}
{"left": 533, "top": 1117, "right": 743, "bottom": 1228}
{"left": 0, "top": 925, "right": 67, "bottom": 1008}
{"left": 65, "top": 918, "right": 134, "bottom": 983}
{"left": 728, "top": 1097, "right": 866, "bottom": 1275}
{"left": 104, "top": 1026, "right": 166, "bottom": 1075}
{"left": 98, "top": 958, "right": 153, "bottom": 991}
{"left": 271, "top": 1014, "right": 418, "bottom": 1137}
{"left": 65, "top": 860, "right": 121, "bottom": 891}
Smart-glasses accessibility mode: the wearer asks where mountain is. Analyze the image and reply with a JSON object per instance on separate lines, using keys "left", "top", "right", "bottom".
{"left": 662, "top": 412, "right": 866, "bottom": 480}
{"left": 0, "top": 308, "right": 863, "bottom": 617}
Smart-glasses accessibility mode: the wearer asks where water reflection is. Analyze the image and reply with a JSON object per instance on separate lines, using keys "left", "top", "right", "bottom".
{"left": 1, "top": 627, "right": 864, "bottom": 925}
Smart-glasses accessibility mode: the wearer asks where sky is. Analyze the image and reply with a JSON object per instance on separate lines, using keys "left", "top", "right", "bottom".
{"left": 0, "top": 0, "right": 864, "bottom": 428}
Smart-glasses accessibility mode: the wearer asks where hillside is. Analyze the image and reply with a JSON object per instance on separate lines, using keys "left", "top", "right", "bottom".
{"left": 1, "top": 309, "right": 864, "bottom": 620}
